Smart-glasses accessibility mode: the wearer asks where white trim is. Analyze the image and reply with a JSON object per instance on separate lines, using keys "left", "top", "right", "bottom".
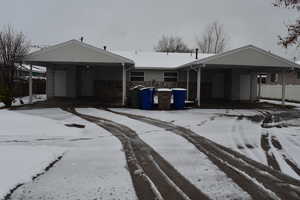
{"left": 29, "top": 65, "right": 33, "bottom": 104}
{"left": 197, "top": 68, "right": 201, "bottom": 107}
{"left": 281, "top": 70, "right": 286, "bottom": 105}
{"left": 122, "top": 63, "right": 126, "bottom": 106}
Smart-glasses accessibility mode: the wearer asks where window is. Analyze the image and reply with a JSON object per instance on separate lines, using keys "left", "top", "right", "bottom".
{"left": 130, "top": 71, "right": 144, "bottom": 81}
{"left": 270, "top": 73, "right": 278, "bottom": 83}
{"left": 164, "top": 72, "right": 178, "bottom": 82}
{"left": 297, "top": 72, "right": 300, "bottom": 79}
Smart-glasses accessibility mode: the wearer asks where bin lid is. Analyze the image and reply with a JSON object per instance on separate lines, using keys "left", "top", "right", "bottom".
{"left": 140, "top": 87, "right": 155, "bottom": 91}
{"left": 157, "top": 88, "right": 172, "bottom": 92}
{"left": 172, "top": 88, "right": 187, "bottom": 91}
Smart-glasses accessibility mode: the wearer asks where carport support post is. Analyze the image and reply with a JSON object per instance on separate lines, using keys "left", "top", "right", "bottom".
{"left": 281, "top": 70, "right": 286, "bottom": 105}
{"left": 258, "top": 74, "right": 262, "bottom": 99}
{"left": 197, "top": 67, "right": 201, "bottom": 107}
{"left": 122, "top": 63, "right": 126, "bottom": 106}
{"left": 29, "top": 64, "right": 33, "bottom": 104}
{"left": 250, "top": 71, "right": 255, "bottom": 102}
{"left": 186, "top": 69, "right": 190, "bottom": 100}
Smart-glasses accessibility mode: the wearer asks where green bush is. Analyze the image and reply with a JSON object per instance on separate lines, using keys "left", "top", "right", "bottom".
{"left": 0, "top": 85, "right": 13, "bottom": 107}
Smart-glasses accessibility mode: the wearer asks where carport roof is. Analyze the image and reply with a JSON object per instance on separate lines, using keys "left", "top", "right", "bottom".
{"left": 179, "top": 45, "right": 300, "bottom": 70}
{"left": 22, "top": 39, "right": 134, "bottom": 66}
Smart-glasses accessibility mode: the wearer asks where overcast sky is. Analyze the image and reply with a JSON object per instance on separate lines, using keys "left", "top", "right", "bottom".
{"left": 1, "top": 0, "right": 299, "bottom": 59}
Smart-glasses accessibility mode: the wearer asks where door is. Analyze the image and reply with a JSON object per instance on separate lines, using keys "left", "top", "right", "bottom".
{"left": 54, "top": 70, "right": 67, "bottom": 97}
{"left": 240, "top": 74, "right": 250, "bottom": 100}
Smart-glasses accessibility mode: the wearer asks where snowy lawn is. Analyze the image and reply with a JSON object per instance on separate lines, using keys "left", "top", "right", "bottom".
{"left": 0, "top": 108, "right": 136, "bottom": 200}
{"left": 113, "top": 108, "right": 300, "bottom": 180}
{"left": 0, "top": 146, "right": 64, "bottom": 199}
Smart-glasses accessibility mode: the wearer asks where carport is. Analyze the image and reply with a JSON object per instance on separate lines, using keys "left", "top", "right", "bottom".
{"left": 22, "top": 40, "right": 134, "bottom": 106}
{"left": 180, "top": 45, "right": 298, "bottom": 106}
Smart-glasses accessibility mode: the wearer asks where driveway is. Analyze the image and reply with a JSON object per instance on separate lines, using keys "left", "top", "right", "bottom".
{"left": 3, "top": 106, "right": 300, "bottom": 200}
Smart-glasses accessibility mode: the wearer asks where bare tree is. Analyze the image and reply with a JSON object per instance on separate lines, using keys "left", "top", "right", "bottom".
{"left": 154, "top": 35, "right": 190, "bottom": 53}
{"left": 273, "top": 0, "right": 300, "bottom": 48}
{"left": 196, "top": 21, "right": 229, "bottom": 54}
{"left": 0, "top": 25, "right": 30, "bottom": 106}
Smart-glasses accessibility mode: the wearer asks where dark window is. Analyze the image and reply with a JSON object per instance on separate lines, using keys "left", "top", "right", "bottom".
{"left": 164, "top": 72, "right": 178, "bottom": 82}
{"left": 297, "top": 72, "right": 300, "bottom": 79}
{"left": 270, "top": 73, "right": 278, "bottom": 83}
{"left": 130, "top": 71, "right": 144, "bottom": 82}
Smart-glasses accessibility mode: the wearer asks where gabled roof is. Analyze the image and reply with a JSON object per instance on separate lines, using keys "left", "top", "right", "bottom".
{"left": 112, "top": 51, "right": 213, "bottom": 70}
{"left": 180, "top": 45, "right": 299, "bottom": 69}
{"left": 23, "top": 40, "right": 134, "bottom": 65}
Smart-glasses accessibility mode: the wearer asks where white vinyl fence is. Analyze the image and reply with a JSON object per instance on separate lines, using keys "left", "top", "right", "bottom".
{"left": 260, "top": 84, "right": 300, "bottom": 102}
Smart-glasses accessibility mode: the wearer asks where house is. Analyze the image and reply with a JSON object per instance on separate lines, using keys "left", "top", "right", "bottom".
{"left": 22, "top": 39, "right": 299, "bottom": 106}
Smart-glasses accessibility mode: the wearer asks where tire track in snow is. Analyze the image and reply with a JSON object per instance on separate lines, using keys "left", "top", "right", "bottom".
{"left": 107, "top": 108, "right": 300, "bottom": 200}
{"left": 65, "top": 107, "right": 210, "bottom": 200}
{"left": 260, "top": 133, "right": 281, "bottom": 171}
{"left": 271, "top": 134, "right": 300, "bottom": 177}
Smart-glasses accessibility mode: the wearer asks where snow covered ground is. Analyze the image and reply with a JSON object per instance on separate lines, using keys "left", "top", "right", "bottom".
{"left": 0, "top": 146, "right": 64, "bottom": 199}
{"left": 78, "top": 108, "right": 251, "bottom": 199}
{"left": 113, "top": 108, "right": 300, "bottom": 180}
{"left": 0, "top": 108, "right": 136, "bottom": 200}
{"left": 260, "top": 99, "right": 300, "bottom": 108}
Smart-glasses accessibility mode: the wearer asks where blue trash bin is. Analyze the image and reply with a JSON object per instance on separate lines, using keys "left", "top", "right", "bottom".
{"left": 172, "top": 88, "right": 187, "bottom": 109}
{"left": 139, "top": 87, "right": 155, "bottom": 110}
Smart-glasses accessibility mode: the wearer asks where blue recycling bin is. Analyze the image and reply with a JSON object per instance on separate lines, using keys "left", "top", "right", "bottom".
{"left": 172, "top": 88, "right": 187, "bottom": 109}
{"left": 139, "top": 88, "right": 155, "bottom": 110}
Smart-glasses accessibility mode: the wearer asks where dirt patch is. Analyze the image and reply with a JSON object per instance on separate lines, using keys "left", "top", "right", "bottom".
{"left": 65, "top": 107, "right": 210, "bottom": 200}
{"left": 245, "top": 144, "right": 254, "bottom": 149}
{"left": 65, "top": 123, "right": 85, "bottom": 128}
{"left": 220, "top": 114, "right": 264, "bottom": 123}
{"left": 107, "top": 108, "right": 300, "bottom": 200}
{"left": 69, "top": 138, "right": 93, "bottom": 142}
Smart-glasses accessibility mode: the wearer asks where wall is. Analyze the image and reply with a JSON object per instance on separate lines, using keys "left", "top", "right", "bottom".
{"left": 46, "top": 67, "right": 54, "bottom": 98}
{"left": 54, "top": 70, "right": 67, "bottom": 97}
{"left": 212, "top": 73, "right": 224, "bottom": 99}
{"left": 260, "top": 84, "right": 300, "bottom": 102}
{"left": 66, "top": 67, "right": 76, "bottom": 98}
{"left": 230, "top": 69, "right": 257, "bottom": 101}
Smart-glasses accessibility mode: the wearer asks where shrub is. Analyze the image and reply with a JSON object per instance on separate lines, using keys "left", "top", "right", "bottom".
{"left": 0, "top": 85, "right": 13, "bottom": 107}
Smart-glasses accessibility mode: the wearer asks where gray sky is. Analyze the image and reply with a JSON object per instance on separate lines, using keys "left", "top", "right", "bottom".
{"left": 1, "top": 0, "right": 299, "bottom": 59}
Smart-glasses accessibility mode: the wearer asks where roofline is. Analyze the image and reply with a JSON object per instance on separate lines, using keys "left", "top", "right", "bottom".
{"left": 133, "top": 67, "right": 178, "bottom": 70}
{"left": 178, "top": 45, "right": 300, "bottom": 69}
{"left": 23, "top": 39, "right": 135, "bottom": 65}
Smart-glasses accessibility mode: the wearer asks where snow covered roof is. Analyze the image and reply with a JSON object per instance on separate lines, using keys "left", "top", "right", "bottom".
{"left": 112, "top": 51, "right": 214, "bottom": 70}
{"left": 181, "top": 45, "right": 300, "bottom": 69}
{"left": 23, "top": 40, "right": 134, "bottom": 65}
